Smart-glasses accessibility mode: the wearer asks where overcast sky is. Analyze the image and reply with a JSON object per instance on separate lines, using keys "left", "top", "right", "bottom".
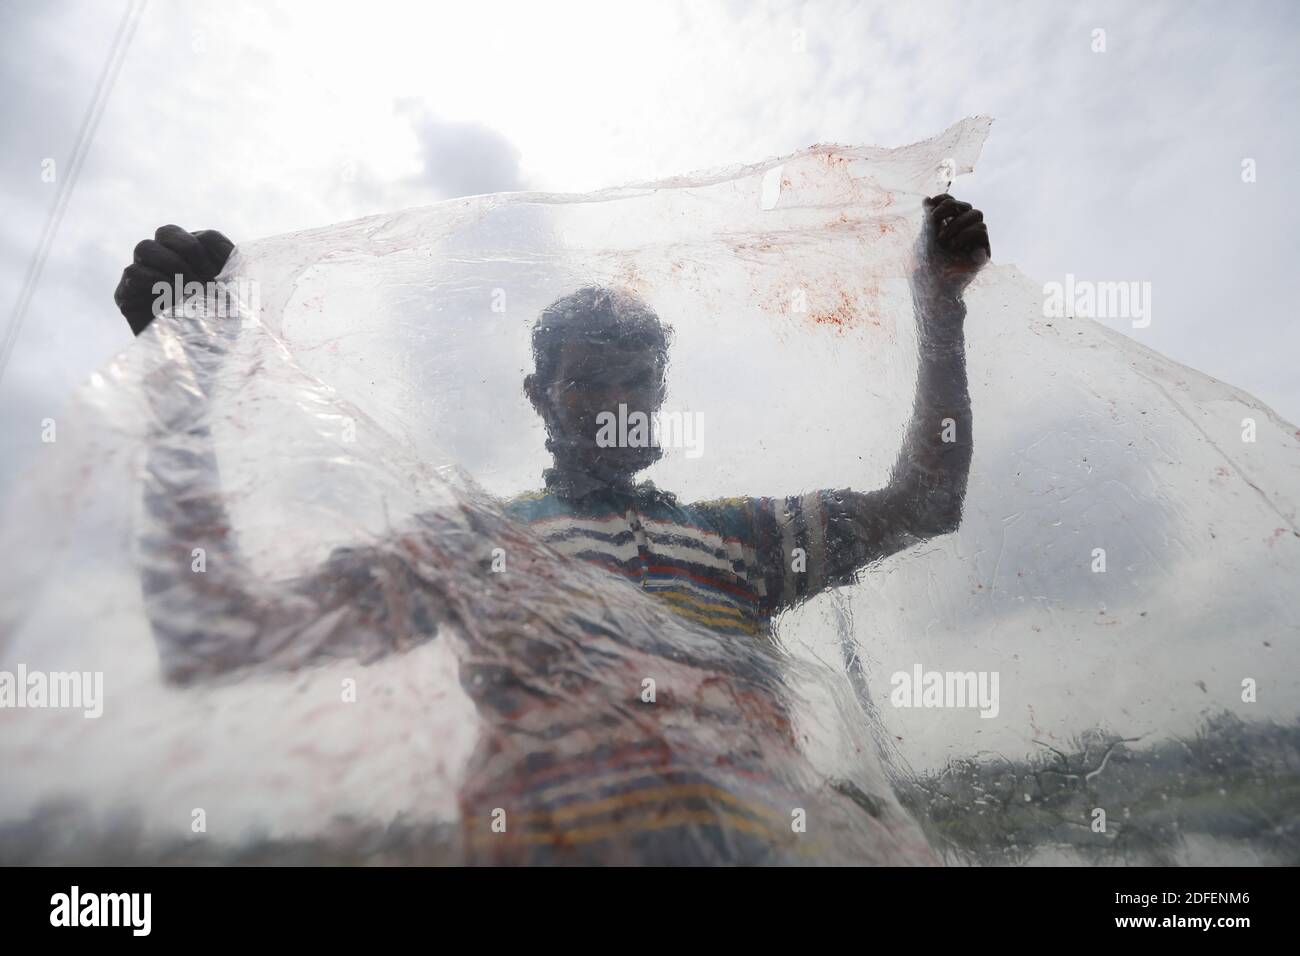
{"left": 2, "top": 0, "right": 1298, "bottom": 497}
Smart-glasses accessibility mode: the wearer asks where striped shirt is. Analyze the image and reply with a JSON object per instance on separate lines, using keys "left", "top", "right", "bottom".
{"left": 452, "top": 474, "right": 899, "bottom": 864}
{"left": 503, "top": 477, "right": 834, "bottom": 639}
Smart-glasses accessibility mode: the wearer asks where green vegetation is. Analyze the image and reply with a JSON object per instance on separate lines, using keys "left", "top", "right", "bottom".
{"left": 896, "top": 711, "right": 1300, "bottom": 865}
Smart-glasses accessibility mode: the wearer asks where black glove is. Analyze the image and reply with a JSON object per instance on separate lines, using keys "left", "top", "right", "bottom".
{"left": 114, "top": 225, "right": 235, "bottom": 336}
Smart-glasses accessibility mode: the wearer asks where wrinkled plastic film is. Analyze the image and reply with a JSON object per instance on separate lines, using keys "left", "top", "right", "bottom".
{"left": 2, "top": 117, "right": 1297, "bottom": 864}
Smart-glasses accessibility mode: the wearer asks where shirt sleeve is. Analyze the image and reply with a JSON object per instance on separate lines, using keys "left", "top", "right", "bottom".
{"left": 690, "top": 491, "right": 834, "bottom": 616}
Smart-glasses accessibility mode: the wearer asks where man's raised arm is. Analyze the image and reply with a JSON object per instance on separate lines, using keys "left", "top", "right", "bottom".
{"left": 118, "top": 226, "right": 446, "bottom": 684}
{"left": 820, "top": 194, "right": 989, "bottom": 587}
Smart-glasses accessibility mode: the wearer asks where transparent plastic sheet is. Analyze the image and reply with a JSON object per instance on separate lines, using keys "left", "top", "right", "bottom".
{"left": 2, "top": 117, "right": 1298, "bottom": 864}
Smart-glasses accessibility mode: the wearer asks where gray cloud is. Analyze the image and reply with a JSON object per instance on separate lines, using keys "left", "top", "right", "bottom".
{"left": 399, "top": 102, "right": 525, "bottom": 199}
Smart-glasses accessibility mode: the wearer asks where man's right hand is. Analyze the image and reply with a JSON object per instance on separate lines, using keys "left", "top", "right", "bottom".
{"left": 114, "top": 226, "right": 235, "bottom": 336}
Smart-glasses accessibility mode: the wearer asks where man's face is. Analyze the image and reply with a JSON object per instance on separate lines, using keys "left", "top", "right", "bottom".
{"left": 538, "top": 338, "right": 666, "bottom": 477}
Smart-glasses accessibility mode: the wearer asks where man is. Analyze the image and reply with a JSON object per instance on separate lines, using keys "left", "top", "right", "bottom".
{"left": 113, "top": 194, "right": 989, "bottom": 862}
{"left": 116, "top": 195, "right": 986, "bottom": 644}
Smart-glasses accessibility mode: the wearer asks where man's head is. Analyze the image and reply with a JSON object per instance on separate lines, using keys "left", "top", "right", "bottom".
{"left": 525, "top": 286, "right": 672, "bottom": 483}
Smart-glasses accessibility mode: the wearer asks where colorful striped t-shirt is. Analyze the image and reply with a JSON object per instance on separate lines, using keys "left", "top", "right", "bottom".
{"left": 503, "top": 479, "right": 834, "bottom": 637}
{"left": 450, "top": 476, "right": 886, "bottom": 863}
